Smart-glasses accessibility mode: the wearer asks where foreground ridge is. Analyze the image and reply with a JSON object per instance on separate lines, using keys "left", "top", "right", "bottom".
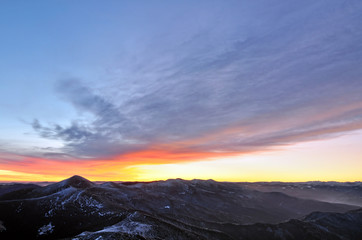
{"left": 0, "top": 176, "right": 361, "bottom": 240}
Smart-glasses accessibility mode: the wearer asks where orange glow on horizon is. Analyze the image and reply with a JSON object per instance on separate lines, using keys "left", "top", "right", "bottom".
{"left": 0, "top": 148, "right": 241, "bottom": 182}
{"left": 1, "top": 130, "right": 362, "bottom": 183}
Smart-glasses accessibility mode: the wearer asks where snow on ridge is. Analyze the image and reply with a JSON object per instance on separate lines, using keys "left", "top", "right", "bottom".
{"left": 74, "top": 213, "right": 152, "bottom": 238}
{"left": 97, "top": 220, "right": 151, "bottom": 236}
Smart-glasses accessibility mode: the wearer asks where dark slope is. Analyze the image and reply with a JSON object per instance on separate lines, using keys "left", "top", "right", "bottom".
{"left": 0, "top": 183, "right": 41, "bottom": 200}
{"left": 67, "top": 208, "right": 362, "bottom": 240}
{"left": 0, "top": 176, "right": 360, "bottom": 240}
{"left": 113, "top": 179, "right": 356, "bottom": 225}
{"left": 226, "top": 208, "right": 362, "bottom": 240}
{"left": 0, "top": 183, "right": 41, "bottom": 197}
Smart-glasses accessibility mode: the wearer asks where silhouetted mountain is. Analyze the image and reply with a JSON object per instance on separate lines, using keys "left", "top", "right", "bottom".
{"left": 35, "top": 175, "right": 95, "bottom": 195}
{"left": 0, "top": 176, "right": 361, "bottom": 239}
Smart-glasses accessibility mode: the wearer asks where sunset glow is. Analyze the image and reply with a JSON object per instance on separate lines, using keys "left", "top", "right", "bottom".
{"left": 1, "top": 1, "right": 362, "bottom": 182}
{"left": 0, "top": 130, "right": 361, "bottom": 182}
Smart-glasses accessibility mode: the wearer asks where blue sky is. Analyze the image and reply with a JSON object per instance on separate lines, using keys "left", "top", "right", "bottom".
{"left": 1, "top": 0, "right": 362, "bottom": 181}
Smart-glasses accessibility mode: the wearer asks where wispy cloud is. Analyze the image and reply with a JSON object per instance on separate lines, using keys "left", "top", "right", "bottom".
{"left": 28, "top": 0, "right": 362, "bottom": 163}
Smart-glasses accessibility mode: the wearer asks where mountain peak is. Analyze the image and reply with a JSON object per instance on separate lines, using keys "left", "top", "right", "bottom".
{"left": 62, "top": 175, "right": 94, "bottom": 188}
{"left": 30, "top": 175, "right": 94, "bottom": 196}
{"left": 67, "top": 175, "right": 89, "bottom": 181}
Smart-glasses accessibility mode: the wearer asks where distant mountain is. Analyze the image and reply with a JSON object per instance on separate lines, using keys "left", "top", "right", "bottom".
{"left": 241, "top": 181, "right": 362, "bottom": 207}
{"left": 0, "top": 176, "right": 361, "bottom": 240}
{"left": 0, "top": 183, "right": 41, "bottom": 197}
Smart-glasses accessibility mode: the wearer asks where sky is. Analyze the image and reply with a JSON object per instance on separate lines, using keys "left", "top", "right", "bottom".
{"left": 1, "top": 0, "right": 362, "bottom": 182}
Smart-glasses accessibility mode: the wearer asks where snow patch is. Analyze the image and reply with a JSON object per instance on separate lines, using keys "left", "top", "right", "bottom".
{"left": 16, "top": 202, "right": 23, "bottom": 213}
{"left": 38, "top": 222, "right": 54, "bottom": 236}
{"left": 45, "top": 209, "right": 54, "bottom": 217}
{"left": 0, "top": 221, "right": 6, "bottom": 232}
{"left": 76, "top": 215, "right": 152, "bottom": 238}
{"left": 98, "top": 221, "right": 151, "bottom": 236}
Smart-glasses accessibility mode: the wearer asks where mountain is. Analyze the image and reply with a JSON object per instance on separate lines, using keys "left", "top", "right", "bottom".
{"left": 0, "top": 176, "right": 361, "bottom": 239}
{"left": 0, "top": 183, "right": 41, "bottom": 197}
{"left": 67, "top": 208, "right": 362, "bottom": 240}
{"left": 241, "top": 181, "right": 362, "bottom": 207}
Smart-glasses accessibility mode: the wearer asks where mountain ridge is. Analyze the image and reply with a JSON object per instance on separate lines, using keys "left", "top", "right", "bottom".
{"left": 0, "top": 176, "right": 361, "bottom": 239}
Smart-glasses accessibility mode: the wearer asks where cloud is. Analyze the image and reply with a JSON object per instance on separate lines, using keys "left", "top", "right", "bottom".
{"left": 32, "top": 119, "right": 93, "bottom": 142}
{"left": 32, "top": 80, "right": 146, "bottom": 158}
{"left": 30, "top": 0, "right": 362, "bottom": 162}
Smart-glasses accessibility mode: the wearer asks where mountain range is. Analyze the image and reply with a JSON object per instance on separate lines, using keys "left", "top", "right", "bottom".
{"left": 0, "top": 176, "right": 361, "bottom": 239}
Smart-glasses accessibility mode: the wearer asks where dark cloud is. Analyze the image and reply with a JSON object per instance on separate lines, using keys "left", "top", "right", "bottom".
{"left": 32, "top": 119, "right": 93, "bottom": 142}
{"left": 32, "top": 0, "right": 362, "bottom": 161}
